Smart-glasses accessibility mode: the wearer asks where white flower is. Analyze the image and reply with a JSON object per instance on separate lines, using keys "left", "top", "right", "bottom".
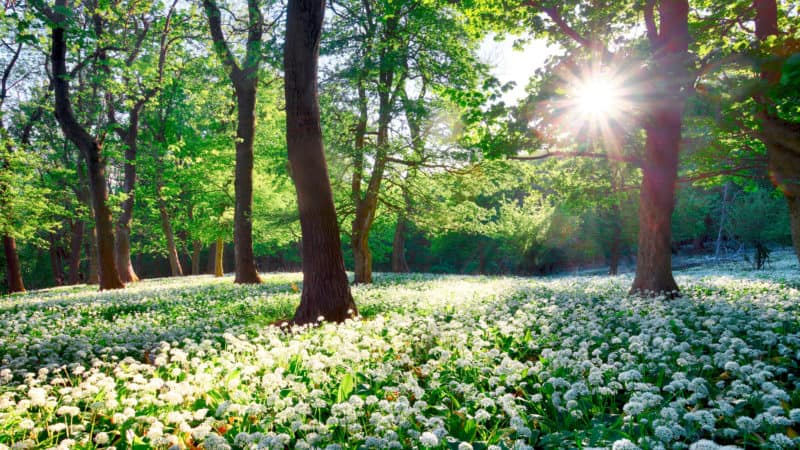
{"left": 611, "top": 438, "right": 641, "bottom": 450}
{"left": 419, "top": 431, "right": 439, "bottom": 447}
{"left": 28, "top": 387, "right": 47, "bottom": 407}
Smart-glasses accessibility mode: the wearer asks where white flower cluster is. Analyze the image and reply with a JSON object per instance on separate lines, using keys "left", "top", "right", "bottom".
{"left": 0, "top": 258, "right": 798, "bottom": 449}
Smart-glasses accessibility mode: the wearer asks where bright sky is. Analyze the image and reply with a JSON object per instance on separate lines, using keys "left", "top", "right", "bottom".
{"left": 479, "top": 35, "right": 559, "bottom": 104}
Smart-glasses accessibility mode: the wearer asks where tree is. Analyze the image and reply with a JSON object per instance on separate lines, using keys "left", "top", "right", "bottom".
{"left": 105, "top": 0, "right": 180, "bottom": 283}
{"left": 36, "top": 0, "right": 126, "bottom": 289}
{"left": 325, "top": 0, "right": 487, "bottom": 283}
{"left": 751, "top": 0, "right": 800, "bottom": 263}
{"left": 284, "top": 0, "right": 356, "bottom": 324}
{"left": 201, "top": 0, "right": 280, "bottom": 284}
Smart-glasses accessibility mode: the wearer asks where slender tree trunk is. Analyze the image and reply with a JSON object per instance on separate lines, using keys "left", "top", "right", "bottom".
{"left": 49, "top": 233, "right": 65, "bottom": 286}
{"left": 630, "top": 0, "right": 689, "bottom": 296}
{"left": 714, "top": 182, "right": 731, "bottom": 259}
{"left": 49, "top": 2, "right": 123, "bottom": 290}
{"left": 157, "top": 193, "right": 183, "bottom": 277}
{"left": 3, "top": 235, "right": 25, "bottom": 293}
{"left": 87, "top": 226, "right": 99, "bottom": 284}
{"left": 191, "top": 240, "right": 202, "bottom": 275}
{"left": 232, "top": 82, "right": 261, "bottom": 283}
{"left": 215, "top": 238, "right": 224, "bottom": 277}
{"left": 207, "top": 241, "right": 217, "bottom": 275}
{"left": 285, "top": 0, "right": 356, "bottom": 325}
{"left": 115, "top": 124, "right": 140, "bottom": 283}
{"left": 788, "top": 196, "right": 800, "bottom": 264}
{"left": 391, "top": 217, "right": 410, "bottom": 272}
{"left": 68, "top": 220, "right": 84, "bottom": 284}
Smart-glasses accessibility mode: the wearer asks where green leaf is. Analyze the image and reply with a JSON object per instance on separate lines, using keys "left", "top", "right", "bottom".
{"left": 337, "top": 372, "right": 355, "bottom": 403}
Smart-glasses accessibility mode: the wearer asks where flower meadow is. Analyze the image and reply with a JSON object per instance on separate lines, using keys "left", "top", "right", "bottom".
{"left": 1, "top": 257, "right": 799, "bottom": 449}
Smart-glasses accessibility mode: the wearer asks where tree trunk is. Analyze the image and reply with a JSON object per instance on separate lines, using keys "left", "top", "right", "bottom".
{"left": 191, "top": 240, "right": 202, "bottom": 275}
{"left": 68, "top": 220, "right": 84, "bottom": 284}
{"left": 753, "top": 0, "right": 800, "bottom": 265}
{"left": 788, "top": 196, "right": 800, "bottom": 264}
{"left": 215, "top": 238, "right": 224, "bottom": 277}
{"left": 285, "top": 0, "right": 356, "bottom": 325}
{"left": 49, "top": 2, "right": 123, "bottom": 290}
{"left": 49, "top": 233, "right": 65, "bottom": 286}
{"left": 157, "top": 194, "right": 183, "bottom": 277}
{"left": 114, "top": 125, "right": 140, "bottom": 283}
{"left": 630, "top": 121, "right": 681, "bottom": 295}
{"left": 232, "top": 82, "right": 261, "bottom": 283}
{"left": 3, "top": 235, "right": 25, "bottom": 293}
{"left": 714, "top": 182, "right": 731, "bottom": 259}
{"left": 207, "top": 241, "right": 217, "bottom": 274}
{"left": 391, "top": 217, "right": 410, "bottom": 272}
{"left": 87, "top": 226, "right": 99, "bottom": 284}
{"left": 629, "top": 0, "right": 689, "bottom": 296}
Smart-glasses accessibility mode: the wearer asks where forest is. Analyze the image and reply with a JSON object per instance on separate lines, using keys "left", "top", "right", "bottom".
{"left": 1, "top": 0, "right": 799, "bottom": 449}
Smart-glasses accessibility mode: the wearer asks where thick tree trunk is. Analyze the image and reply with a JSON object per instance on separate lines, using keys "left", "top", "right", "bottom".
{"left": 157, "top": 195, "right": 183, "bottom": 277}
{"left": 753, "top": 0, "right": 800, "bottom": 265}
{"left": 3, "top": 235, "right": 25, "bottom": 293}
{"left": 68, "top": 220, "right": 84, "bottom": 284}
{"left": 49, "top": 3, "right": 123, "bottom": 290}
{"left": 115, "top": 126, "right": 140, "bottom": 283}
{"left": 285, "top": 0, "right": 356, "bottom": 325}
{"left": 630, "top": 121, "right": 681, "bottom": 295}
{"left": 232, "top": 82, "right": 261, "bottom": 283}
{"left": 352, "top": 223, "right": 373, "bottom": 283}
{"left": 391, "top": 217, "right": 409, "bottom": 272}
{"left": 215, "top": 238, "right": 224, "bottom": 277}
{"left": 629, "top": 0, "right": 688, "bottom": 296}
{"left": 191, "top": 240, "right": 202, "bottom": 275}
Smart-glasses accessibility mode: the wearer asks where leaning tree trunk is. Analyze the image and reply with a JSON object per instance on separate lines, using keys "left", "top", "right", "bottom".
{"left": 215, "top": 238, "right": 224, "bottom": 277}
{"left": 3, "top": 235, "right": 25, "bottom": 293}
{"left": 285, "top": 0, "right": 356, "bottom": 325}
{"left": 67, "top": 220, "right": 84, "bottom": 284}
{"left": 49, "top": 3, "right": 123, "bottom": 290}
{"left": 629, "top": 0, "right": 688, "bottom": 296}
{"left": 391, "top": 217, "right": 410, "bottom": 272}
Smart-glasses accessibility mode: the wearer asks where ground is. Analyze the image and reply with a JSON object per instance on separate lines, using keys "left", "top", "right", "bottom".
{"left": 0, "top": 252, "right": 799, "bottom": 450}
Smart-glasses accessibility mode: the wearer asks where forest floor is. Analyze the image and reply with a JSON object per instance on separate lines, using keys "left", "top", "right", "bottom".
{"left": 1, "top": 254, "right": 799, "bottom": 449}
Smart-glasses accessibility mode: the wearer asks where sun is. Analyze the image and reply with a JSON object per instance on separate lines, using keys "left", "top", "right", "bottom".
{"left": 572, "top": 76, "right": 623, "bottom": 117}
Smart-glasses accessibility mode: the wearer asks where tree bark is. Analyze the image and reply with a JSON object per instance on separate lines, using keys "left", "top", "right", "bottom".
{"left": 68, "top": 220, "right": 84, "bottom": 284}
{"left": 207, "top": 241, "right": 217, "bottom": 275}
{"left": 191, "top": 240, "right": 202, "bottom": 275}
{"left": 157, "top": 192, "right": 183, "bottom": 277}
{"left": 231, "top": 82, "right": 261, "bottom": 283}
{"left": 49, "top": 233, "right": 65, "bottom": 286}
{"left": 753, "top": 0, "right": 800, "bottom": 264}
{"left": 3, "top": 235, "right": 25, "bottom": 293}
{"left": 114, "top": 114, "right": 141, "bottom": 283}
{"left": 285, "top": 0, "right": 356, "bottom": 325}
{"left": 87, "top": 225, "right": 99, "bottom": 284}
{"left": 48, "top": 0, "right": 123, "bottom": 290}
{"left": 788, "top": 196, "right": 800, "bottom": 264}
{"left": 215, "top": 237, "right": 224, "bottom": 277}
{"left": 630, "top": 0, "right": 689, "bottom": 296}
{"left": 202, "top": 0, "right": 262, "bottom": 285}
{"left": 391, "top": 217, "right": 410, "bottom": 272}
